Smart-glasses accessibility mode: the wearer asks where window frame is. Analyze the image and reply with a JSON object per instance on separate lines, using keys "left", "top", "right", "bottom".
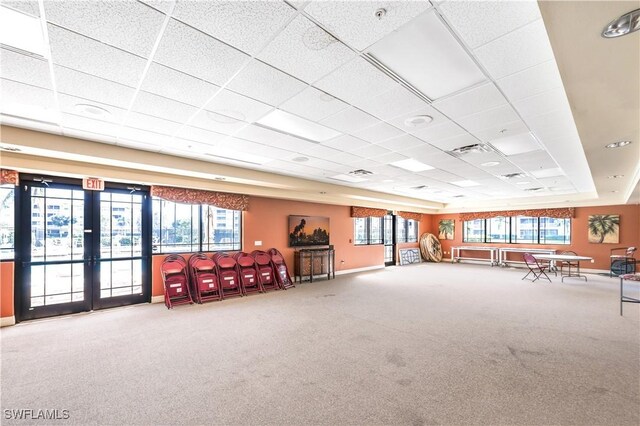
{"left": 462, "top": 216, "right": 571, "bottom": 245}
{"left": 354, "top": 216, "right": 384, "bottom": 246}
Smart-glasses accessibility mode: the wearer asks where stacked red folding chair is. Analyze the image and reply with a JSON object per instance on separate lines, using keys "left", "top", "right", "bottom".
{"left": 189, "top": 252, "right": 221, "bottom": 303}
{"left": 160, "top": 254, "right": 193, "bottom": 309}
{"left": 251, "top": 250, "right": 279, "bottom": 292}
{"left": 233, "top": 252, "right": 262, "bottom": 295}
{"left": 212, "top": 253, "right": 242, "bottom": 299}
{"left": 268, "top": 248, "right": 294, "bottom": 290}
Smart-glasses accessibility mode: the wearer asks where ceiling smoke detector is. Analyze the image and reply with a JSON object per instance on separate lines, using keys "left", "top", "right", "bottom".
{"left": 403, "top": 115, "right": 433, "bottom": 128}
{"left": 374, "top": 8, "right": 387, "bottom": 20}
{"left": 74, "top": 103, "right": 111, "bottom": 119}
{"left": 500, "top": 172, "right": 526, "bottom": 179}
{"left": 448, "top": 143, "right": 491, "bottom": 156}
{"left": 349, "top": 169, "right": 373, "bottom": 176}
{"left": 602, "top": 8, "right": 640, "bottom": 38}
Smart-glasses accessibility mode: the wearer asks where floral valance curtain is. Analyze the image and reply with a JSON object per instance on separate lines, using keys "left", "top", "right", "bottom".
{"left": 459, "top": 207, "right": 575, "bottom": 221}
{"left": 150, "top": 185, "right": 249, "bottom": 211}
{"left": 350, "top": 206, "right": 387, "bottom": 218}
{"left": 0, "top": 169, "right": 18, "bottom": 186}
{"left": 397, "top": 211, "right": 422, "bottom": 222}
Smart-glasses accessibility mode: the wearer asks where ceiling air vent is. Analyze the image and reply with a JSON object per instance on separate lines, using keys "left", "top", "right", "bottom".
{"left": 349, "top": 169, "right": 373, "bottom": 176}
{"left": 410, "top": 185, "right": 428, "bottom": 190}
{"left": 452, "top": 195, "right": 465, "bottom": 198}
{"left": 447, "top": 143, "right": 491, "bottom": 157}
{"left": 500, "top": 172, "right": 526, "bottom": 179}
{"left": 524, "top": 187, "right": 545, "bottom": 192}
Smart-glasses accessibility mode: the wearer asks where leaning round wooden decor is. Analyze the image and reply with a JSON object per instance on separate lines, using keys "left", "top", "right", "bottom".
{"left": 419, "top": 233, "right": 443, "bottom": 263}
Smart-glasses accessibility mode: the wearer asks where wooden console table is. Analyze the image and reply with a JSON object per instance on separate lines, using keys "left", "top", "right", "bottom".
{"left": 294, "top": 248, "right": 335, "bottom": 283}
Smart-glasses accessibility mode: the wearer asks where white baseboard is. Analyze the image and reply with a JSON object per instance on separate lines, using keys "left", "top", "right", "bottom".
{"left": 335, "top": 265, "right": 385, "bottom": 276}
{"left": 1, "top": 316, "right": 16, "bottom": 327}
{"left": 151, "top": 295, "right": 164, "bottom": 304}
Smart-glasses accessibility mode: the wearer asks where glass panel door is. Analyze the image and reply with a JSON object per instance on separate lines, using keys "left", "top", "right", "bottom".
{"left": 384, "top": 214, "right": 395, "bottom": 266}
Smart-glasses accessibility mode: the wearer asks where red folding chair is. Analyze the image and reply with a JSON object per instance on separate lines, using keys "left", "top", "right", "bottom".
{"left": 522, "top": 253, "right": 551, "bottom": 283}
{"left": 212, "top": 253, "right": 242, "bottom": 299}
{"left": 251, "top": 250, "right": 278, "bottom": 292}
{"left": 189, "top": 252, "right": 221, "bottom": 303}
{"left": 161, "top": 254, "right": 193, "bottom": 309}
{"left": 233, "top": 252, "right": 262, "bottom": 295}
{"left": 268, "top": 248, "right": 294, "bottom": 290}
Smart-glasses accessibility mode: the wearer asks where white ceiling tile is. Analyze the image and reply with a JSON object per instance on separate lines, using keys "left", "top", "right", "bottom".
{"left": 54, "top": 66, "right": 135, "bottom": 109}
{"left": 131, "top": 91, "right": 198, "bottom": 123}
{"left": 439, "top": 0, "right": 541, "bottom": 49}
{"left": 320, "top": 134, "right": 370, "bottom": 152}
{"left": 432, "top": 83, "right": 507, "bottom": 119}
{"left": 429, "top": 132, "right": 480, "bottom": 151}
{"left": 138, "top": 0, "right": 175, "bottom": 15}
{"left": 352, "top": 121, "right": 403, "bottom": 143}
{"left": 525, "top": 107, "right": 575, "bottom": 132}
{"left": 118, "top": 126, "right": 174, "bottom": 148}
{"left": 189, "top": 110, "right": 247, "bottom": 136}
{"left": 387, "top": 104, "right": 447, "bottom": 132}
{"left": 411, "top": 120, "right": 466, "bottom": 144}
{"left": 116, "top": 138, "right": 163, "bottom": 152}
{"left": 458, "top": 151, "right": 504, "bottom": 166}
{"left": 141, "top": 62, "right": 220, "bottom": 108}
{"left": 175, "top": 126, "right": 228, "bottom": 146}
{"left": 173, "top": 0, "right": 295, "bottom": 55}
{"left": 280, "top": 87, "right": 349, "bottom": 122}
{"left": 3, "top": 0, "right": 39, "bottom": 16}
{"left": 314, "top": 57, "right": 397, "bottom": 105}
{"left": 512, "top": 87, "right": 568, "bottom": 119}
{"left": 123, "top": 111, "right": 182, "bottom": 136}
{"left": 398, "top": 143, "right": 446, "bottom": 163}
{"left": 371, "top": 151, "right": 409, "bottom": 164}
{"left": 319, "top": 107, "right": 378, "bottom": 133}
{"left": 304, "top": 157, "right": 344, "bottom": 172}
{"left": 304, "top": 1, "right": 432, "bottom": 51}
{"left": 154, "top": 19, "right": 249, "bottom": 85}
{"left": 508, "top": 149, "right": 558, "bottom": 171}
{"left": 44, "top": 1, "right": 165, "bottom": 57}
{"left": 222, "top": 138, "right": 294, "bottom": 160}
{"left": 48, "top": 25, "right": 146, "bottom": 87}
{"left": 456, "top": 104, "right": 520, "bottom": 133}
{"left": 376, "top": 134, "right": 426, "bottom": 151}
{"left": 489, "top": 132, "right": 540, "bottom": 156}
{"left": 226, "top": 59, "right": 306, "bottom": 106}
{"left": 348, "top": 143, "right": 391, "bottom": 159}
{"left": 354, "top": 84, "right": 426, "bottom": 120}
{"left": 496, "top": 60, "right": 564, "bottom": 102}
{"left": 57, "top": 93, "right": 126, "bottom": 123}
{"left": 204, "top": 89, "right": 273, "bottom": 123}
{"left": 235, "top": 124, "right": 293, "bottom": 145}
{"left": 417, "top": 168, "right": 462, "bottom": 182}
{"left": 258, "top": 15, "right": 356, "bottom": 83}
{"left": 60, "top": 113, "right": 121, "bottom": 136}
{"left": 61, "top": 127, "right": 116, "bottom": 145}
{"left": 472, "top": 119, "right": 529, "bottom": 143}
{"left": 0, "top": 48, "right": 51, "bottom": 89}
{"left": 530, "top": 167, "right": 564, "bottom": 179}
{"left": 473, "top": 19, "right": 554, "bottom": 80}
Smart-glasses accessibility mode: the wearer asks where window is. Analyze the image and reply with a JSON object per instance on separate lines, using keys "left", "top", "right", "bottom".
{"left": 0, "top": 184, "right": 15, "bottom": 260}
{"left": 354, "top": 217, "right": 383, "bottom": 245}
{"left": 396, "top": 217, "right": 418, "bottom": 243}
{"left": 462, "top": 216, "right": 571, "bottom": 244}
{"left": 152, "top": 199, "right": 242, "bottom": 254}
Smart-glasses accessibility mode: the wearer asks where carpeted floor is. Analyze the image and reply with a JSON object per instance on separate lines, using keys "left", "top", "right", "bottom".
{"left": 1, "top": 263, "right": 639, "bottom": 425}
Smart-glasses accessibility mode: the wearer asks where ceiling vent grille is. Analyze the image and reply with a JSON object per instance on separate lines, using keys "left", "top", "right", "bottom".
{"left": 447, "top": 143, "right": 491, "bottom": 157}
{"left": 524, "top": 187, "right": 545, "bottom": 192}
{"left": 349, "top": 169, "right": 373, "bottom": 176}
{"left": 500, "top": 172, "right": 526, "bottom": 179}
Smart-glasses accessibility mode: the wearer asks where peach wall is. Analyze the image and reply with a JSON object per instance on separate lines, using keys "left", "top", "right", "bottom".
{"left": 1, "top": 261, "right": 15, "bottom": 318}
{"left": 429, "top": 204, "right": 640, "bottom": 270}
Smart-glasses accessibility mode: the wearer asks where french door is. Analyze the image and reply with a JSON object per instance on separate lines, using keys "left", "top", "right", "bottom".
{"left": 17, "top": 176, "right": 151, "bottom": 321}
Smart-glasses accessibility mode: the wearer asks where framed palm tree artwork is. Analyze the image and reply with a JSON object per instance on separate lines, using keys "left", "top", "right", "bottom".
{"left": 587, "top": 214, "right": 620, "bottom": 243}
{"left": 438, "top": 219, "right": 455, "bottom": 240}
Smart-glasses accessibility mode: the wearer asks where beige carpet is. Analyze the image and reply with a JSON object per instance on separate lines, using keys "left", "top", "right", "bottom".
{"left": 1, "top": 262, "right": 639, "bottom": 425}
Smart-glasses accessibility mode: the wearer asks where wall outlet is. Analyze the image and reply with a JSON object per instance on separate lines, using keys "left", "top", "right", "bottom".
{"left": 255, "top": 241, "right": 262, "bottom": 246}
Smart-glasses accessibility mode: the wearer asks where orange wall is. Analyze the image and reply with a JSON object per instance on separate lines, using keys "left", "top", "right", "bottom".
{"left": 428, "top": 205, "right": 640, "bottom": 270}
{"left": 1, "top": 261, "right": 15, "bottom": 318}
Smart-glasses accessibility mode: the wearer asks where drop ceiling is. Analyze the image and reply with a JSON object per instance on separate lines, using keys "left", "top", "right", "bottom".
{"left": 0, "top": 0, "right": 638, "bottom": 213}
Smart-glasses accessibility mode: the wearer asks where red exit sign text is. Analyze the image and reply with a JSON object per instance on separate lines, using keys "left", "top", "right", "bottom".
{"left": 83, "top": 177, "right": 104, "bottom": 191}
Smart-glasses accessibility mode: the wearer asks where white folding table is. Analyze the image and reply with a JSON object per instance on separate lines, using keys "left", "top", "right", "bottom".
{"left": 533, "top": 254, "right": 593, "bottom": 282}
{"left": 451, "top": 246, "right": 499, "bottom": 266}
{"left": 499, "top": 247, "right": 556, "bottom": 267}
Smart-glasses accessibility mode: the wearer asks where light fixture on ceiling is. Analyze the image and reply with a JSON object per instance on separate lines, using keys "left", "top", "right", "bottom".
{"left": 481, "top": 161, "right": 501, "bottom": 167}
{"left": 605, "top": 140, "right": 632, "bottom": 148}
{"left": 205, "top": 150, "right": 270, "bottom": 165}
{"left": 256, "top": 109, "right": 341, "bottom": 142}
{"left": 448, "top": 143, "right": 491, "bottom": 157}
{"left": 390, "top": 158, "right": 434, "bottom": 172}
{"left": 74, "top": 103, "right": 112, "bottom": 119}
{"left": 292, "top": 156, "right": 309, "bottom": 162}
{"left": 499, "top": 172, "right": 526, "bottom": 179}
{"left": 403, "top": 115, "right": 433, "bottom": 128}
{"left": 207, "top": 110, "right": 245, "bottom": 123}
{"left": 607, "top": 174, "right": 624, "bottom": 179}
{"left": 349, "top": 169, "right": 373, "bottom": 176}
{"left": 451, "top": 180, "right": 480, "bottom": 188}
{"left": 602, "top": 8, "right": 640, "bottom": 38}
{"left": 0, "top": 6, "right": 47, "bottom": 58}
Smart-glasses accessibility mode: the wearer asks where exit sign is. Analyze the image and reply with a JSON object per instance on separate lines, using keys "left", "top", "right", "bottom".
{"left": 83, "top": 177, "right": 104, "bottom": 191}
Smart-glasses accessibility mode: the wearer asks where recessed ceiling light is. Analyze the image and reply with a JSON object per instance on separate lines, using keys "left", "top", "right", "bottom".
{"left": 0, "top": 6, "right": 47, "bottom": 58}
{"left": 403, "top": 115, "right": 433, "bottom": 128}
{"left": 330, "top": 174, "right": 368, "bottom": 183}
{"left": 481, "top": 161, "right": 500, "bottom": 167}
{"left": 515, "top": 181, "right": 531, "bottom": 185}
{"left": 605, "top": 140, "right": 632, "bottom": 148}
{"left": 607, "top": 175, "right": 624, "bottom": 179}
{"left": 207, "top": 110, "right": 245, "bottom": 123}
{"left": 451, "top": 180, "right": 480, "bottom": 187}
{"left": 602, "top": 8, "right": 640, "bottom": 38}
{"left": 390, "top": 158, "right": 434, "bottom": 172}
{"left": 256, "top": 109, "right": 341, "bottom": 142}
{"left": 292, "top": 156, "right": 309, "bottom": 162}
{"left": 74, "top": 103, "right": 112, "bottom": 119}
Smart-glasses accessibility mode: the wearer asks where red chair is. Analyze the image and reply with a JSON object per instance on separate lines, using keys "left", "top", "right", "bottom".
{"left": 161, "top": 254, "right": 193, "bottom": 309}
{"left": 189, "top": 253, "right": 221, "bottom": 303}
{"left": 268, "top": 248, "right": 294, "bottom": 290}
{"left": 212, "top": 253, "right": 242, "bottom": 299}
{"left": 234, "top": 252, "right": 262, "bottom": 295}
{"left": 251, "top": 250, "right": 278, "bottom": 291}
{"left": 522, "top": 253, "right": 551, "bottom": 282}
